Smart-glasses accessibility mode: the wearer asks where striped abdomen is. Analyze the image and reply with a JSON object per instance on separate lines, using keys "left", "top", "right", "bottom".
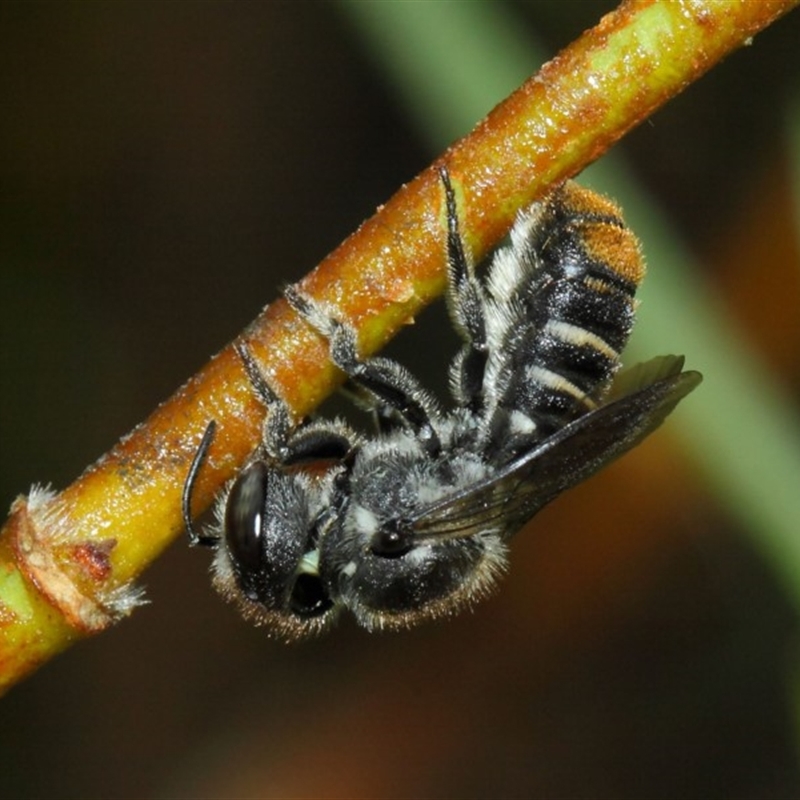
{"left": 486, "top": 182, "right": 645, "bottom": 451}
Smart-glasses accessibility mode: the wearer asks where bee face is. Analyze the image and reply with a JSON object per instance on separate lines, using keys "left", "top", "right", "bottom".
{"left": 205, "top": 461, "right": 337, "bottom": 639}
{"left": 183, "top": 169, "right": 701, "bottom": 638}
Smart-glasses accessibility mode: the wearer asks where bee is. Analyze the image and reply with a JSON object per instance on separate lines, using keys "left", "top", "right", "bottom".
{"left": 183, "top": 168, "right": 701, "bottom": 639}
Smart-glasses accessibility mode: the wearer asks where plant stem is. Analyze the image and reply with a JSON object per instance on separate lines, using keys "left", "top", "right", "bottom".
{"left": 0, "top": 0, "right": 796, "bottom": 694}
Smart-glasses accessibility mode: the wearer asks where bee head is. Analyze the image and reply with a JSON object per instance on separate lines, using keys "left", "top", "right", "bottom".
{"left": 210, "top": 461, "right": 340, "bottom": 640}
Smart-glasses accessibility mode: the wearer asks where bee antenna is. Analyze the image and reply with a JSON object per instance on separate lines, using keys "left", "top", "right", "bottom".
{"left": 182, "top": 420, "right": 220, "bottom": 547}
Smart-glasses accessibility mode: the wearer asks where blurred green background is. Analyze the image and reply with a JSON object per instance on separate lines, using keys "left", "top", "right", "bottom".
{"left": 1, "top": 1, "right": 799, "bottom": 798}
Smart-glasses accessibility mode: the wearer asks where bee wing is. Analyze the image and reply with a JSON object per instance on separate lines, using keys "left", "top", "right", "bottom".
{"left": 411, "top": 362, "right": 702, "bottom": 541}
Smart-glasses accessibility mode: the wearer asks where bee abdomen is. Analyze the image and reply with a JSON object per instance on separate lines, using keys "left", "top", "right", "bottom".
{"left": 490, "top": 183, "right": 645, "bottom": 442}
{"left": 540, "top": 182, "right": 644, "bottom": 286}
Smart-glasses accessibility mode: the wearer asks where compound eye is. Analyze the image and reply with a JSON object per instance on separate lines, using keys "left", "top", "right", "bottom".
{"left": 224, "top": 461, "right": 269, "bottom": 578}
{"left": 370, "top": 523, "right": 413, "bottom": 558}
{"left": 290, "top": 574, "right": 334, "bottom": 618}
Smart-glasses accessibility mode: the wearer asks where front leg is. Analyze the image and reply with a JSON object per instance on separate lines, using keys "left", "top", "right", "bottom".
{"left": 284, "top": 285, "right": 442, "bottom": 455}
{"left": 236, "top": 340, "right": 358, "bottom": 465}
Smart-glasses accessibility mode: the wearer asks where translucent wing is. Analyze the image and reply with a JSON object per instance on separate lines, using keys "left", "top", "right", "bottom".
{"left": 410, "top": 358, "right": 702, "bottom": 541}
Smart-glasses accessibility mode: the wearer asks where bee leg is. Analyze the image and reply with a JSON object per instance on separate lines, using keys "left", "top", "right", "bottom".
{"left": 235, "top": 340, "right": 358, "bottom": 464}
{"left": 285, "top": 285, "right": 442, "bottom": 456}
{"left": 439, "top": 167, "right": 488, "bottom": 412}
{"left": 338, "top": 380, "right": 404, "bottom": 435}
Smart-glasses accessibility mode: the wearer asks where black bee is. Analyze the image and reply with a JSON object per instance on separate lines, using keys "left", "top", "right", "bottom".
{"left": 183, "top": 169, "right": 701, "bottom": 639}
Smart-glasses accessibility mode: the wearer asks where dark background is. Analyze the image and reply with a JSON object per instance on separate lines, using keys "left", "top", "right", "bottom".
{"left": 2, "top": 2, "right": 800, "bottom": 798}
